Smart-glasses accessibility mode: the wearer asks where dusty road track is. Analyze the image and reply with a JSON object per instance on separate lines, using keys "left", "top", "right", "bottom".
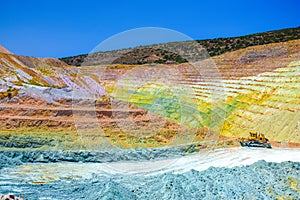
{"left": 0, "top": 147, "right": 299, "bottom": 181}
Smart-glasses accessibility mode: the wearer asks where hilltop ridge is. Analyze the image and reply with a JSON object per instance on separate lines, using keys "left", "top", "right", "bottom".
{"left": 60, "top": 26, "right": 300, "bottom": 66}
{"left": 0, "top": 45, "right": 13, "bottom": 55}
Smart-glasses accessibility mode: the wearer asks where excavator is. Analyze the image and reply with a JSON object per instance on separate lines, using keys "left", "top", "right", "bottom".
{"left": 239, "top": 132, "right": 272, "bottom": 148}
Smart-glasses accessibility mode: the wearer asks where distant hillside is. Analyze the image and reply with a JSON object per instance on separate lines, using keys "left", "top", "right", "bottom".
{"left": 60, "top": 26, "right": 300, "bottom": 66}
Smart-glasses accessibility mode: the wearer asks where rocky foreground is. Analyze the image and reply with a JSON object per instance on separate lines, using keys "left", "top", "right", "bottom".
{"left": 0, "top": 148, "right": 299, "bottom": 200}
{"left": 0, "top": 160, "right": 299, "bottom": 200}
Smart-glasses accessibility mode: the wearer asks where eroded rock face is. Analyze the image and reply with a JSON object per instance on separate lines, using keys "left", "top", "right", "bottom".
{"left": 0, "top": 194, "right": 23, "bottom": 200}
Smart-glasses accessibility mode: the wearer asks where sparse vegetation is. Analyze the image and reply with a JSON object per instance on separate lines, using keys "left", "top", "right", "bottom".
{"left": 0, "top": 87, "right": 19, "bottom": 99}
{"left": 60, "top": 26, "right": 300, "bottom": 66}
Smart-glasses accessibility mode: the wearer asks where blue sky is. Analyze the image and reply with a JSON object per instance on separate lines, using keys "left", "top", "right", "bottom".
{"left": 0, "top": 0, "right": 299, "bottom": 58}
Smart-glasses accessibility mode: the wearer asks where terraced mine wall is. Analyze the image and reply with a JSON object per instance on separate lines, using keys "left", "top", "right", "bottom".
{"left": 0, "top": 39, "right": 300, "bottom": 149}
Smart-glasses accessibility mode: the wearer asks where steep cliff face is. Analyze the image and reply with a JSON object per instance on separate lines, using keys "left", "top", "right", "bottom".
{"left": 0, "top": 39, "right": 299, "bottom": 149}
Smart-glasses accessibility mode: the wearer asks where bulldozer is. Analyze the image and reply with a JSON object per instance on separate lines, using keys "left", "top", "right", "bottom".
{"left": 239, "top": 132, "right": 272, "bottom": 148}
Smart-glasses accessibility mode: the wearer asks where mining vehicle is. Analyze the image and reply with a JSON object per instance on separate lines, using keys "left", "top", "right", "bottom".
{"left": 239, "top": 132, "right": 272, "bottom": 148}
